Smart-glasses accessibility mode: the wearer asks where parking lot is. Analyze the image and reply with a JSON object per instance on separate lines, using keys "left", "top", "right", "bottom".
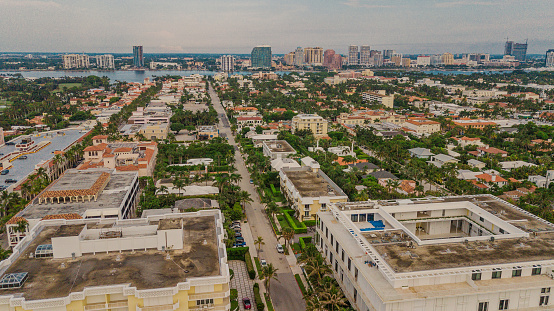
{"left": 0, "top": 128, "right": 88, "bottom": 186}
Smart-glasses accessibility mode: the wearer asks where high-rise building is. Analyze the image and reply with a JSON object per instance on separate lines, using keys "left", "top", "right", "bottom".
{"left": 284, "top": 52, "right": 295, "bottom": 66}
{"left": 348, "top": 45, "right": 359, "bottom": 65}
{"left": 294, "top": 47, "right": 304, "bottom": 67}
{"left": 95, "top": 54, "right": 114, "bottom": 69}
{"left": 62, "top": 54, "right": 90, "bottom": 69}
{"left": 250, "top": 45, "right": 272, "bottom": 68}
{"left": 304, "top": 47, "right": 323, "bottom": 65}
{"left": 373, "top": 52, "right": 384, "bottom": 67}
{"left": 391, "top": 53, "right": 403, "bottom": 66}
{"left": 430, "top": 54, "right": 442, "bottom": 66}
{"left": 383, "top": 50, "right": 396, "bottom": 59}
{"left": 323, "top": 49, "right": 342, "bottom": 70}
{"left": 546, "top": 49, "right": 554, "bottom": 67}
{"left": 416, "top": 55, "right": 431, "bottom": 67}
{"left": 359, "top": 45, "right": 371, "bottom": 66}
{"left": 220, "top": 55, "right": 235, "bottom": 71}
{"left": 132, "top": 46, "right": 144, "bottom": 68}
{"left": 441, "top": 52, "right": 454, "bottom": 65}
{"left": 505, "top": 40, "right": 527, "bottom": 61}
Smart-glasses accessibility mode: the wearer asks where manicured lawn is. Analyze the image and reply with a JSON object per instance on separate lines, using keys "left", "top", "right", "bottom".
{"left": 52, "top": 83, "right": 82, "bottom": 93}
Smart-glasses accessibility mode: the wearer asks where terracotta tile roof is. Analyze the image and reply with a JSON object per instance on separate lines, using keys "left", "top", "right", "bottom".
{"left": 84, "top": 143, "right": 108, "bottom": 152}
{"left": 336, "top": 157, "right": 367, "bottom": 166}
{"left": 41, "top": 213, "right": 82, "bottom": 220}
{"left": 478, "top": 147, "right": 508, "bottom": 155}
{"left": 116, "top": 165, "right": 139, "bottom": 171}
{"left": 113, "top": 147, "right": 132, "bottom": 153}
{"left": 475, "top": 173, "right": 507, "bottom": 183}
{"left": 40, "top": 172, "right": 110, "bottom": 199}
{"left": 470, "top": 180, "right": 489, "bottom": 189}
{"left": 103, "top": 153, "right": 115, "bottom": 158}
{"left": 6, "top": 216, "right": 27, "bottom": 225}
{"left": 92, "top": 135, "right": 108, "bottom": 140}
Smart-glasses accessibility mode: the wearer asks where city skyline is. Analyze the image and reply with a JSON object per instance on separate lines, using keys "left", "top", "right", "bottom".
{"left": 0, "top": 0, "right": 552, "bottom": 54}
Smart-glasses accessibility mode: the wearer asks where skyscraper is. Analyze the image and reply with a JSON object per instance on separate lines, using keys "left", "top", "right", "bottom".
{"left": 294, "top": 47, "right": 304, "bottom": 67}
{"left": 359, "top": 45, "right": 371, "bottom": 66}
{"left": 383, "top": 50, "right": 396, "bottom": 59}
{"left": 323, "top": 49, "right": 342, "bottom": 70}
{"left": 250, "top": 45, "right": 272, "bottom": 68}
{"left": 373, "top": 53, "right": 383, "bottom": 67}
{"left": 304, "top": 47, "right": 323, "bottom": 65}
{"left": 133, "top": 46, "right": 144, "bottom": 68}
{"left": 441, "top": 53, "right": 454, "bottom": 65}
{"left": 546, "top": 49, "right": 554, "bottom": 67}
{"left": 348, "top": 45, "right": 359, "bottom": 65}
{"left": 220, "top": 55, "right": 235, "bottom": 71}
{"left": 96, "top": 54, "right": 114, "bottom": 69}
{"left": 284, "top": 52, "right": 295, "bottom": 66}
{"left": 63, "top": 54, "right": 90, "bottom": 69}
{"left": 505, "top": 40, "right": 527, "bottom": 61}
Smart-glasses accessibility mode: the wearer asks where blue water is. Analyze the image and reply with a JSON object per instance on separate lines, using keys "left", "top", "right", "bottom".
{"left": 0, "top": 70, "right": 292, "bottom": 83}
{"left": 423, "top": 70, "right": 515, "bottom": 75}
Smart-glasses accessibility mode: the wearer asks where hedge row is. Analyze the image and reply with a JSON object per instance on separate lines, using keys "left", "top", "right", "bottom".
{"left": 283, "top": 211, "right": 307, "bottom": 234}
{"left": 226, "top": 247, "right": 249, "bottom": 261}
{"left": 245, "top": 252, "right": 256, "bottom": 279}
{"left": 254, "top": 257, "right": 262, "bottom": 274}
{"left": 299, "top": 236, "right": 312, "bottom": 250}
{"left": 264, "top": 293, "right": 274, "bottom": 311}
{"left": 303, "top": 220, "right": 316, "bottom": 227}
{"left": 294, "top": 274, "right": 307, "bottom": 296}
{"left": 253, "top": 283, "right": 265, "bottom": 311}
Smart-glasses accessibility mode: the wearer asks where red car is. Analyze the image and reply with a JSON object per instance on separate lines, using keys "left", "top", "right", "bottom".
{"left": 242, "top": 297, "right": 252, "bottom": 309}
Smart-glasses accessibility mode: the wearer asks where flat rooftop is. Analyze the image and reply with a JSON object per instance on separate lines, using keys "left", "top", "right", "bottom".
{"left": 18, "top": 170, "right": 136, "bottom": 220}
{"left": 1, "top": 215, "right": 219, "bottom": 300}
{"left": 263, "top": 140, "right": 295, "bottom": 153}
{"left": 283, "top": 168, "right": 346, "bottom": 198}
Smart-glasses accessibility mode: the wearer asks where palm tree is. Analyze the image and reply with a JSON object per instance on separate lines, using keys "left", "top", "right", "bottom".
{"left": 173, "top": 177, "right": 185, "bottom": 197}
{"left": 319, "top": 282, "right": 348, "bottom": 311}
{"left": 254, "top": 236, "right": 265, "bottom": 255}
{"left": 238, "top": 191, "right": 253, "bottom": 213}
{"left": 280, "top": 227, "right": 295, "bottom": 249}
{"left": 265, "top": 201, "right": 279, "bottom": 220}
{"left": 304, "top": 257, "right": 332, "bottom": 284}
{"left": 304, "top": 294, "right": 325, "bottom": 311}
{"left": 260, "top": 263, "right": 279, "bottom": 295}
{"left": 14, "top": 219, "right": 28, "bottom": 234}
{"left": 158, "top": 185, "right": 169, "bottom": 196}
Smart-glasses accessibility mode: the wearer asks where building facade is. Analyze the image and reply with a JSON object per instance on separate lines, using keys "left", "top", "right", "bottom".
{"left": 349, "top": 45, "right": 359, "bottom": 65}
{"left": 304, "top": 47, "right": 324, "bottom": 65}
{"left": 546, "top": 49, "right": 554, "bottom": 67}
{"left": 294, "top": 47, "right": 304, "bottom": 67}
{"left": 95, "top": 54, "right": 115, "bottom": 69}
{"left": 63, "top": 54, "right": 90, "bottom": 69}
{"left": 359, "top": 45, "right": 371, "bottom": 66}
{"left": 291, "top": 114, "right": 328, "bottom": 138}
{"left": 220, "top": 55, "right": 235, "bottom": 72}
{"left": 251, "top": 45, "right": 272, "bottom": 68}
{"left": 362, "top": 91, "right": 394, "bottom": 108}
{"left": 133, "top": 46, "right": 144, "bottom": 68}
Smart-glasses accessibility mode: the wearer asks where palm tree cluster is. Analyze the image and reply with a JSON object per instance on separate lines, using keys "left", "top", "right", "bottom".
{"left": 298, "top": 245, "right": 352, "bottom": 311}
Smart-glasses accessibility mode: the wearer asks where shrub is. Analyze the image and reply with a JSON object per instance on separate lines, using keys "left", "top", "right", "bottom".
{"left": 229, "top": 268, "right": 234, "bottom": 280}
{"left": 254, "top": 257, "right": 262, "bottom": 274}
{"left": 226, "top": 247, "right": 249, "bottom": 260}
{"left": 299, "top": 236, "right": 312, "bottom": 250}
{"left": 264, "top": 293, "right": 274, "bottom": 311}
{"left": 245, "top": 252, "right": 256, "bottom": 279}
{"left": 303, "top": 220, "right": 316, "bottom": 227}
{"left": 283, "top": 211, "right": 307, "bottom": 234}
{"left": 253, "top": 283, "right": 265, "bottom": 311}
{"left": 295, "top": 274, "right": 307, "bottom": 296}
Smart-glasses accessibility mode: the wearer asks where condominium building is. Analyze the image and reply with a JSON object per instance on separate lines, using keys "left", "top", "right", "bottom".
{"left": 441, "top": 53, "right": 454, "bottom": 65}
{"left": 284, "top": 52, "right": 295, "bottom": 66}
{"left": 62, "top": 54, "right": 90, "bottom": 69}
{"left": 294, "top": 47, "right": 304, "bottom": 67}
{"left": 140, "top": 122, "right": 169, "bottom": 140}
{"left": 317, "top": 195, "right": 554, "bottom": 311}
{"left": 391, "top": 54, "right": 402, "bottom": 66}
{"left": 291, "top": 114, "right": 328, "bottom": 138}
{"left": 359, "top": 45, "right": 371, "bottom": 66}
{"left": 323, "top": 50, "right": 342, "bottom": 70}
{"left": 304, "top": 47, "right": 324, "bottom": 65}
{"left": 383, "top": 50, "right": 395, "bottom": 59}
{"left": 6, "top": 168, "right": 139, "bottom": 247}
{"left": 416, "top": 55, "right": 431, "bottom": 67}
{"left": 262, "top": 140, "right": 296, "bottom": 160}
{"left": 505, "top": 40, "right": 528, "bottom": 61}
{"left": 95, "top": 54, "right": 115, "bottom": 69}
{"left": 280, "top": 157, "right": 348, "bottom": 220}
{"left": 362, "top": 91, "right": 394, "bottom": 108}
{"left": 251, "top": 45, "right": 272, "bottom": 68}
{"left": 546, "top": 49, "right": 554, "bottom": 67}
{"left": 220, "top": 55, "right": 235, "bottom": 72}
{"left": 402, "top": 117, "right": 441, "bottom": 135}
{"left": 349, "top": 45, "right": 359, "bottom": 65}
{"left": 133, "top": 46, "right": 144, "bottom": 68}
{"left": 0, "top": 209, "right": 230, "bottom": 311}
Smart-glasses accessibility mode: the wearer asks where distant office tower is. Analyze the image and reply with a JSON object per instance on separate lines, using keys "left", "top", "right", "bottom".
{"left": 133, "top": 46, "right": 144, "bottom": 67}
{"left": 416, "top": 55, "right": 431, "bottom": 67}
{"left": 95, "top": 54, "right": 114, "bottom": 69}
{"left": 62, "top": 54, "right": 90, "bottom": 69}
{"left": 441, "top": 53, "right": 454, "bottom": 65}
{"left": 505, "top": 40, "right": 527, "bottom": 61}
{"left": 430, "top": 54, "right": 442, "bottom": 66}
{"left": 348, "top": 45, "right": 359, "bottom": 65}
{"left": 383, "top": 50, "right": 395, "bottom": 59}
{"left": 323, "top": 50, "right": 342, "bottom": 70}
{"left": 359, "top": 45, "right": 371, "bottom": 66}
{"left": 391, "top": 53, "right": 403, "bottom": 66}
{"left": 220, "top": 55, "right": 235, "bottom": 71}
{"left": 251, "top": 45, "right": 272, "bottom": 68}
{"left": 402, "top": 58, "right": 411, "bottom": 67}
{"left": 373, "top": 53, "right": 383, "bottom": 67}
{"left": 294, "top": 47, "right": 304, "bottom": 67}
{"left": 284, "top": 52, "right": 295, "bottom": 66}
{"left": 546, "top": 49, "right": 554, "bottom": 67}
{"left": 304, "top": 47, "right": 323, "bottom": 65}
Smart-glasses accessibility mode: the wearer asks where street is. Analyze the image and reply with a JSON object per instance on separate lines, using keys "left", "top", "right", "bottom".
{"left": 209, "top": 84, "right": 306, "bottom": 311}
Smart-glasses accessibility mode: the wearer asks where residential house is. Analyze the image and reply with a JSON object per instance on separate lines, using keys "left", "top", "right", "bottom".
{"left": 408, "top": 148, "right": 435, "bottom": 159}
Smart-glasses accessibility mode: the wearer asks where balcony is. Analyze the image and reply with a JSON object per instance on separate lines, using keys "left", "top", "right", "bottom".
{"left": 84, "top": 301, "right": 128, "bottom": 311}
{"left": 136, "top": 302, "right": 179, "bottom": 311}
{"left": 188, "top": 290, "right": 229, "bottom": 301}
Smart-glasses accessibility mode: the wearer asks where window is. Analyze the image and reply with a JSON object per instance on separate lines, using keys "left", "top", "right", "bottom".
{"left": 335, "top": 260, "right": 338, "bottom": 272}
{"left": 321, "top": 203, "right": 326, "bottom": 210}
{"left": 330, "top": 253, "right": 333, "bottom": 262}
{"left": 355, "top": 267, "right": 358, "bottom": 281}
{"left": 471, "top": 272, "right": 482, "bottom": 281}
{"left": 348, "top": 258, "right": 351, "bottom": 271}
{"left": 540, "top": 296, "right": 549, "bottom": 306}
{"left": 351, "top": 214, "right": 359, "bottom": 222}
{"left": 331, "top": 234, "right": 334, "bottom": 246}
{"left": 336, "top": 243, "right": 339, "bottom": 253}
{"left": 341, "top": 250, "right": 345, "bottom": 262}
{"left": 354, "top": 288, "right": 358, "bottom": 303}
{"left": 512, "top": 268, "right": 522, "bottom": 277}
{"left": 478, "top": 302, "right": 488, "bottom": 311}
{"left": 542, "top": 288, "right": 551, "bottom": 294}
{"left": 326, "top": 227, "right": 328, "bottom": 238}
{"left": 359, "top": 214, "right": 366, "bottom": 222}
{"left": 305, "top": 204, "right": 310, "bottom": 210}
{"left": 492, "top": 271, "right": 502, "bottom": 279}
{"left": 499, "top": 228, "right": 505, "bottom": 234}
{"left": 499, "top": 299, "right": 509, "bottom": 310}
{"left": 532, "top": 267, "right": 542, "bottom": 275}
{"left": 479, "top": 217, "right": 484, "bottom": 222}
{"left": 305, "top": 211, "right": 310, "bottom": 217}
{"left": 196, "top": 299, "right": 214, "bottom": 306}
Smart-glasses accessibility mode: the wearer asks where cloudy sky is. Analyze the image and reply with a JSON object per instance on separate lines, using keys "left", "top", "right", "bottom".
{"left": 0, "top": 0, "right": 552, "bottom": 54}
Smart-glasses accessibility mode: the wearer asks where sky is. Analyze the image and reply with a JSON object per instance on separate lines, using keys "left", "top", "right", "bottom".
{"left": 0, "top": 0, "right": 552, "bottom": 55}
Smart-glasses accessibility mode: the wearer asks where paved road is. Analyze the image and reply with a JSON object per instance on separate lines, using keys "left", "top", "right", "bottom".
{"left": 210, "top": 85, "right": 306, "bottom": 311}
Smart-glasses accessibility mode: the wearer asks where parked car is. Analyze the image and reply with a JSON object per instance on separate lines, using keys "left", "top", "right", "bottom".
{"left": 235, "top": 232, "right": 242, "bottom": 238}
{"left": 0, "top": 185, "right": 7, "bottom": 191}
{"left": 260, "top": 259, "right": 267, "bottom": 268}
{"left": 230, "top": 224, "right": 241, "bottom": 230}
{"left": 242, "top": 298, "right": 252, "bottom": 310}
{"left": 18, "top": 156, "right": 28, "bottom": 160}
{"left": 276, "top": 244, "right": 284, "bottom": 253}
{"left": 5, "top": 179, "right": 17, "bottom": 184}
{"left": 233, "top": 241, "right": 246, "bottom": 247}
{"left": 249, "top": 179, "right": 254, "bottom": 184}
{"left": 232, "top": 220, "right": 241, "bottom": 225}
{"left": 235, "top": 237, "right": 245, "bottom": 243}
{"left": 5, "top": 142, "right": 14, "bottom": 146}
{"left": 1, "top": 170, "right": 8, "bottom": 175}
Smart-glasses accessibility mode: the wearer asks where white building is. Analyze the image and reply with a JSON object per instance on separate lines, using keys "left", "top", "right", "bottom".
{"left": 95, "top": 54, "right": 115, "bottom": 69}
{"left": 317, "top": 195, "right": 554, "bottom": 311}
{"left": 362, "top": 91, "right": 394, "bottom": 108}
{"left": 63, "top": 54, "right": 90, "bottom": 69}
{"left": 262, "top": 140, "right": 296, "bottom": 160}
{"left": 546, "top": 50, "right": 554, "bottom": 68}
{"left": 416, "top": 55, "right": 431, "bottom": 67}
{"left": 220, "top": 55, "right": 235, "bottom": 72}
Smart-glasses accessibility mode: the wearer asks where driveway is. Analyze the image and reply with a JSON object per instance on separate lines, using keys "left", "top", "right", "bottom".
{"left": 229, "top": 260, "right": 257, "bottom": 311}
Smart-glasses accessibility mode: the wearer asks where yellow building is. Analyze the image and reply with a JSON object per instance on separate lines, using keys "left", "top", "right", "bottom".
{"left": 140, "top": 122, "right": 169, "bottom": 140}
{"left": 402, "top": 118, "right": 442, "bottom": 135}
{"left": 279, "top": 157, "right": 348, "bottom": 220}
{"left": 441, "top": 52, "right": 454, "bottom": 65}
{"left": 291, "top": 114, "right": 328, "bottom": 138}
{"left": 0, "top": 210, "right": 230, "bottom": 311}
